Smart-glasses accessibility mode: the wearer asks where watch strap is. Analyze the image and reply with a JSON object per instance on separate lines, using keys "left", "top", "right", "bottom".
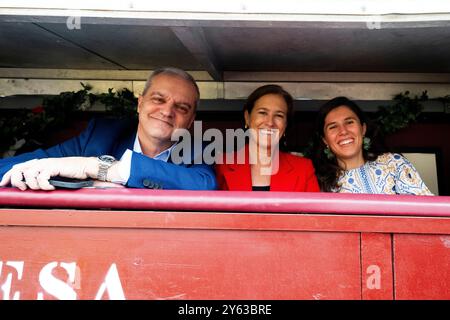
{"left": 97, "top": 155, "right": 116, "bottom": 182}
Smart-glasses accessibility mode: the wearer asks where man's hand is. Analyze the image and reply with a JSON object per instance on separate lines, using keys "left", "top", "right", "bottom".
{"left": 0, "top": 157, "right": 98, "bottom": 191}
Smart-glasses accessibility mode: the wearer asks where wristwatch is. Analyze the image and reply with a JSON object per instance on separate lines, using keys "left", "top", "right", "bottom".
{"left": 97, "top": 155, "right": 116, "bottom": 182}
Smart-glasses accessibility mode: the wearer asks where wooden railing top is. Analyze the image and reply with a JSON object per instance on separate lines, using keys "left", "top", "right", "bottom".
{"left": 0, "top": 188, "right": 449, "bottom": 217}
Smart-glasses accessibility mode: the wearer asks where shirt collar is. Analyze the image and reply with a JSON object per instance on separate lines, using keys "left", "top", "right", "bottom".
{"left": 133, "top": 133, "right": 177, "bottom": 162}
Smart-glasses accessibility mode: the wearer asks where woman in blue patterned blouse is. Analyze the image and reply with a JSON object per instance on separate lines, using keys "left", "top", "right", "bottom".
{"left": 311, "top": 96, "right": 433, "bottom": 195}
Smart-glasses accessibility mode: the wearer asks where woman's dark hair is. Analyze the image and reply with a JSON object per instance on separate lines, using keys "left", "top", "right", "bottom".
{"left": 312, "top": 96, "right": 384, "bottom": 192}
{"left": 243, "top": 84, "right": 294, "bottom": 150}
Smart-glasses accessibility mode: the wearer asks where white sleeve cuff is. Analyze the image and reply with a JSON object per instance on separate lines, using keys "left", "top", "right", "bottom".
{"left": 115, "top": 149, "right": 133, "bottom": 184}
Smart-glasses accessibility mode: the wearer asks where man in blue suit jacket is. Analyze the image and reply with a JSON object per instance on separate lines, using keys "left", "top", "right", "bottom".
{"left": 0, "top": 67, "right": 217, "bottom": 191}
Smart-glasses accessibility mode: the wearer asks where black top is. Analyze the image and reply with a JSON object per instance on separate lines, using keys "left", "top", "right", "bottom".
{"left": 252, "top": 185, "right": 270, "bottom": 191}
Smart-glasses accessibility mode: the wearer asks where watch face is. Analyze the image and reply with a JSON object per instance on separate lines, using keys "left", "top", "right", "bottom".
{"left": 99, "top": 155, "right": 116, "bottom": 164}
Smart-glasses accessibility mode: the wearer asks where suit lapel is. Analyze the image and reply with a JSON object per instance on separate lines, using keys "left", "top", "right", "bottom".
{"left": 111, "top": 120, "right": 138, "bottom": 159}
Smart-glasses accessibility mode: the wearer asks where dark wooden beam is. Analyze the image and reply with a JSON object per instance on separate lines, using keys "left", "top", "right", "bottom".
{"left": 171, "top": 26, "right": 223, "bottom": 81}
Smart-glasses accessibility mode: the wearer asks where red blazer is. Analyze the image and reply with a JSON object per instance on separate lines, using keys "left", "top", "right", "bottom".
{"left": 215, "top": 145, "right": 320, "bottom": 192}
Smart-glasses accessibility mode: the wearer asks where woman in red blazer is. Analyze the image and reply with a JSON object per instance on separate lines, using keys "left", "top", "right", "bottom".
{"left": 215, "top": 84, "right": 319, "bottom": 192}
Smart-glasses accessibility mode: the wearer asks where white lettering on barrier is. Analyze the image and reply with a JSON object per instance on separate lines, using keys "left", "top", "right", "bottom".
{"left": 0, "top": 261, "right": 24, "bottom": 300}
{"left": 37, "top": 262, "right": 77, "bottom": 300}
{"left": 0, "top": 261, "right": 125, "bottom": 300}
{"left": 94, "top": 263, "right": 125, "bottom": 300}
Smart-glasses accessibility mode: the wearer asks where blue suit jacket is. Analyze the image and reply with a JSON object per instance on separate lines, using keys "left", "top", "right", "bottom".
{"left": 0, "top": 118, "right": 217, "bottom": 190}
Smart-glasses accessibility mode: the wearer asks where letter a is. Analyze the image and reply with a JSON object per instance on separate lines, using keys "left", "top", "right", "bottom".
{"left": 95, "top": 264, "right": 125, "bottom": 300}
{"left": 366, "top": 265, "right": 381, "bottom": 289}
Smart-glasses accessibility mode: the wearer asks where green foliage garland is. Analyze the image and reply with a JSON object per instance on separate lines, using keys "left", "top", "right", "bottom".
{"left": 375, "top": 90, "right": 428, "bottom": 136}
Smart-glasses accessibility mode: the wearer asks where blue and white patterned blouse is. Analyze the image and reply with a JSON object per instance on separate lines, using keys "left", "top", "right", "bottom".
{"left": 335, "top": 153, "right": 433, "bottom": 195}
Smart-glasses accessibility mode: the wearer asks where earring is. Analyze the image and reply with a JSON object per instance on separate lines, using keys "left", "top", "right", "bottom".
{"left": 363, "top": 136, "right": 371, "bottom": 151}
{"left": 244, "top": 123, "right": 248, "bottom": 129}
{"left": 324, "top": 145, "right": 335, "bottom": 160}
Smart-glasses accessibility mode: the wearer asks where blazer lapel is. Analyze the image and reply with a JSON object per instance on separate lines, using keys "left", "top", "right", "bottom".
{"left": 269, "top": 152, "right": 297, "bottom": 191}
{"left": 222, "top": 146, "right": 253, "bottom": 191}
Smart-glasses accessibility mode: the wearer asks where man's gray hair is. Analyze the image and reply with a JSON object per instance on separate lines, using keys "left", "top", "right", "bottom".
{"left": 142, "top": 67, "right": 200, "bottom": 108}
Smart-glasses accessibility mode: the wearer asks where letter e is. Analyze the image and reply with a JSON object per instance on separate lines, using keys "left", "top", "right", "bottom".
{"left": 0, "top": 261, "right": 24, "bottom": 300}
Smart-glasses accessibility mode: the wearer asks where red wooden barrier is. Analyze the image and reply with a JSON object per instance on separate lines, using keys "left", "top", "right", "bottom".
{"left": 0, "top": 189, "right": 449, "bottom": 300}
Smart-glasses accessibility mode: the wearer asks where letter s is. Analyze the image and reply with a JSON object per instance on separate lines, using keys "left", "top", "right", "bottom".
{"left": 37, "top": 262, "right": 77, "bottom": 300}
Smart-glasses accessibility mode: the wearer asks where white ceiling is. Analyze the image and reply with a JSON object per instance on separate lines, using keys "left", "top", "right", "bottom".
{"left": 1, "top": 5, "right": 450, "bottom": 81}
{"left": 0, "top": 5, "right": 449, "bottom": 111}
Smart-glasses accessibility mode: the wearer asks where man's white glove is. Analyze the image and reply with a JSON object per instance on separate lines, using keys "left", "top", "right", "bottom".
{"left": 0, "top": 157, "right": 99, "bottom": 191}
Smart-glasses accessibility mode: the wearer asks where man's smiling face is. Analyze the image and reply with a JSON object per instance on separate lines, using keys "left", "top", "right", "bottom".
{"left": 137, "top": 73, "right": 197, "bottom": 150}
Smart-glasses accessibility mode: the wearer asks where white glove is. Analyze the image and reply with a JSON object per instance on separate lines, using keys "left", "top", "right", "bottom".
{"left": 0, "top": 157, "right": 97, "bottom": 191}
